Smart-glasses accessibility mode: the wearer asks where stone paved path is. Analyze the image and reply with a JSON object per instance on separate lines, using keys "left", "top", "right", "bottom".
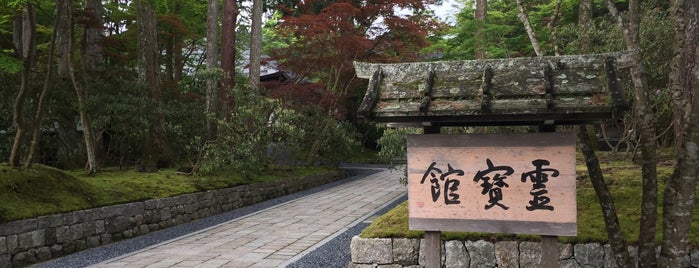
{"left": 90, "top": 169, "right": 405, "bottom": 268}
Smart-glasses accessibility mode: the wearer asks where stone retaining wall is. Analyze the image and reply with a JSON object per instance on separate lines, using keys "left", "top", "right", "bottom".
{"left": 349, "top": 236, "right": 699, "bottom": 268}
{"left": 0, "top": 171, "right": 344, "bottom": 267}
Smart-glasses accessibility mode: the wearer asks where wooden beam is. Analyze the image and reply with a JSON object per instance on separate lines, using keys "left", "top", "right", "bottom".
{"left": 481, "top": 66, "right": 493, "bottom": 113}
{"left": 357, "top": 69, "right": 381, "bottom": 118}
{"left": 419, "top": 70, "right": 435, "bottom": 113}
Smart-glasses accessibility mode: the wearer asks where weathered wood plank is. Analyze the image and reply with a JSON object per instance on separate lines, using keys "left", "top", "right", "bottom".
{"left": 407, "top": 133, "right": 577, "bottom": 237}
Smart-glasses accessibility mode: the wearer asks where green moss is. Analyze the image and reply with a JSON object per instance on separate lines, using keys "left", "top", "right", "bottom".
{"left": 0, "top": 164, "right": 337, "bottom": 223}
{"left": 361, "top": 152, "right": 699, "bottom": 245}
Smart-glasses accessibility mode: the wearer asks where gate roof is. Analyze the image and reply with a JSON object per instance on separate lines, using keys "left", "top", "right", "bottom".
{"left": 354, "top": 51, "right": 636, "bottom": 127}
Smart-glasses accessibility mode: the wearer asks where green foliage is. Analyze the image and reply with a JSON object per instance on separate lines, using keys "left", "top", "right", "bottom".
{"left": 196, "top": 88, "right": 279, "bottom": 177}
{"left": 196, "top": 86, "right": 361, "bottom": 177}
{"left": 0, "top": 53, "right": 22, "bottom": 74}
{"left": 377, "top": 128, "right": 421, "bottom": 163}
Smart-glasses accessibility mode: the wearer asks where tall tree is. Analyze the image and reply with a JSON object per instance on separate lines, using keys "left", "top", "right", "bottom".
{"left": 575, "top": 1, "right": 633, "bottom": 266}
{"left": 249, "top": 0, "right": 263, "bottom": 90}
{"left": 605, "top": 1, "right": 658, "bottom": 266}
{"left": 474, "top": 0, "right": 487, "bottom": 59}
{"left": 659, "top": 0, "right": 699, "bottom": 266}
{"left": 25, "top": 9, "right": 57, "bottom": 168}
{"left": 206, "top": 0, "right": 220, "bottom": 141}
{"left": 9, "top": 3, "right": 36, "bottom": 167}
{"left": 515, "top": 0, "right": 543, "bottom": 56}
{"left": 272, "top": 0, "right": 437, "bottom": 117}
{"left": 221, "top": 0, "right": 238, "bottom": 115}
{"left": 136, "top": 0, "right": 166, "bottom": 172}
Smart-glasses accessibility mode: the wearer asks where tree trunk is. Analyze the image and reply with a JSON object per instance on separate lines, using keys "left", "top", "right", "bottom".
{"left": 575, "top": 4, "right": 633, "bottom": 266}
{"left": 25, "top": 16, "right": 57, "bottom": 168}
{"left": 577, "top": 0, "right": 593, "bottom": 53}
{"left": 221, "top": 0, "right": 238, "bottom": 116}
{"left": 57, "top": 0, "right": 99, "bottom": 174}
{"left": 82, "top": 0, "right": 103, "bottom": 72}
{"left": 9, "top": 5, "right": 36, "bottom": 167}
{"left": 659, "top": 0, "right": 699, "bottom": 266}
{"left": 605, "top": 1, "right": 658, "bottom": 266}
{"left": 515, "top": 0, "right": 543, "bottom": 57}
{"left": 137, "top": 0, "right": 166, "bottom": 172}
{"left": 81, "top": 0, "right": 104, "bottom": 166}
{"left": 547, "top": 0, "right": 562, "bottom": 56}
{"left": 250, "top": 0, "right": 263, "bottom": 90}
{"left": 474, "top": 0, "right": 487, "bottom": 59}
{"left": 206, "top": 0, "right": 220, "bottom": 141}
{"left": 578, "top": 127, "right": 635, "bottom": 267}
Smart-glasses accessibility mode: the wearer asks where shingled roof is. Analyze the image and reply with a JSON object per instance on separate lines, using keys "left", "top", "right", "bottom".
{"left": 354, "top": 51, "right": 636, "bottom": 127}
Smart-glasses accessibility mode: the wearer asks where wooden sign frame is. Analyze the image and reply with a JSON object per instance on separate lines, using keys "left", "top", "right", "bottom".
{"left": 407, "top": 132, "right": 577, "bottom": 236}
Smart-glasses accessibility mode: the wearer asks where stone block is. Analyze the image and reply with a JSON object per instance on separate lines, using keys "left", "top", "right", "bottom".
{"left": 50, "top": 244, "right": 63, "bottom": 255}
{"left": 559, "top": 243, "right": 574, "bottom": 260}
{"left": 495, "top": 241, "right": 519, "bottom": 268}
{"left": 351, "top": 236, "right": 393, "bottom": 264}
{"left": 37, "top": 216, "right": 50, "bottom": 229}
{"left": 1, "top": 219, "right": 36, "bottom": 236}
{"left": 560, "top": 258, "right": 581, "bottom": 268}
{"left": 43, "top": 227, "right": 57, "bottom": 245}
{"left": 445, "top": 240, "right": 469, "bottom": 268}
{"left": 465, "top": 240, "right": 495, "bottom": 268}
{"left": 31, "top": 230, "right": 45, "bottom": 248}
{"left": 55, "top": 226, "right": 70, "bottom": 243}
{"left": 574, "top": 243, "right": 604, "bottom": 268}
{"left": 95, "top": 220, "right": 105, "bottom": 234}
{"left": 100, "top": 234, "right": 112, "bottom": 244}
{"left": 106, "top": 216, "right": 132, "bottom": 233}
{"left": 519, "top": 242, "right": 541, "bottom": 267}
{"left": 0, "top": 254, "right": 10, "bottom": 268}
{"left": 69, "top": 211, "right": 85, "bottom": 225}
{"left": 6, "top": 235, "right": 17, "bottom": 253}
{"left": 48, "top": 214, "right": 65, "bottom": 228}
{"left": 82, "top": 221, "right": 96, "bottom": 237}
{"left": 392, "top": 238, "right": 419, "bottom": 265}
{"left": 87, "top": 236, "right": 101, "bottom": 248}
{"left": 12, "top": 250, "right": 37, "bottom": 267}
{"left": 69, "top": 223, "right": 84, "bottom": 241}
{"left": 18, "top": 232, "right": 34, "bottom": 251}
{"left": 36, "top": 246, "right": 52, "bottom": 261}
{"left": 0, "top": 237, "right": 6, "bottom": 255}
{"left": 604, "top": 244, "right": 617, "bottom": 268}
{"left": 691, "top": 249, "right": 699, "bottom": 267}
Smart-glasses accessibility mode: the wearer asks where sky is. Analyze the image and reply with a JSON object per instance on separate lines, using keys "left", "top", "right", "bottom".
{"left": 428, "top": 0, "right": 464, "bottom": 25}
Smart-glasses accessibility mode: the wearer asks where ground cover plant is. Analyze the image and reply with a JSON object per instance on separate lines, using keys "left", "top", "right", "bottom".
{"left": 0, "top": 164, "right": 336, "bottom": 223}
{"left": 360, "top": 151, "right": 699, "bottom": 246}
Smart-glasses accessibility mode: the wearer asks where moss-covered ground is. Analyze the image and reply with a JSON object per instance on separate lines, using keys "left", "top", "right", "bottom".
{"left": 0, "top": 164, "right": 335, "bottom": 223}
{"left": 360, "top": 151, "right": 699, "bottom": 246}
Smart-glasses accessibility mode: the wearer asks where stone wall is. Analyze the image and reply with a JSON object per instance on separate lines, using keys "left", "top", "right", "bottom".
{"left": 349, "top": 236, "right": 699, "bottom": 268}
{"left": 0, "top": 171, "right": 344, "bottom": 267}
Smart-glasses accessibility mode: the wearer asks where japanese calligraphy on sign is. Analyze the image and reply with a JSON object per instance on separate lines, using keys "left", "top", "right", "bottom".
{"left": 407, "top": 133, "right": 577, "bottom": 236}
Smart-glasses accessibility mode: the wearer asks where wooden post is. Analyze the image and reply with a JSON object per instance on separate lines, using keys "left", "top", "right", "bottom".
{"left": 423, "top": 125, "right": 441, "bottom": 268}
{"left": 425, "top": 231, "right": 441, "bottom": 268}
{"left": 539, "top": 123, "right": 558, "bottom": 268}
{"left": 541, "top": 235, "right": 558, "bottom": 268}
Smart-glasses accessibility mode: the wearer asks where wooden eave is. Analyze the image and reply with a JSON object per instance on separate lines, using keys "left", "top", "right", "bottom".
{"left": 354, "top": 51, "right": 636, "bottom": 127}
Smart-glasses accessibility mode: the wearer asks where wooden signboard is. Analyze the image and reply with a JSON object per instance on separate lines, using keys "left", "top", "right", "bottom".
{"left": 407, "top": 132, "right": 577, "bottom": 236}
